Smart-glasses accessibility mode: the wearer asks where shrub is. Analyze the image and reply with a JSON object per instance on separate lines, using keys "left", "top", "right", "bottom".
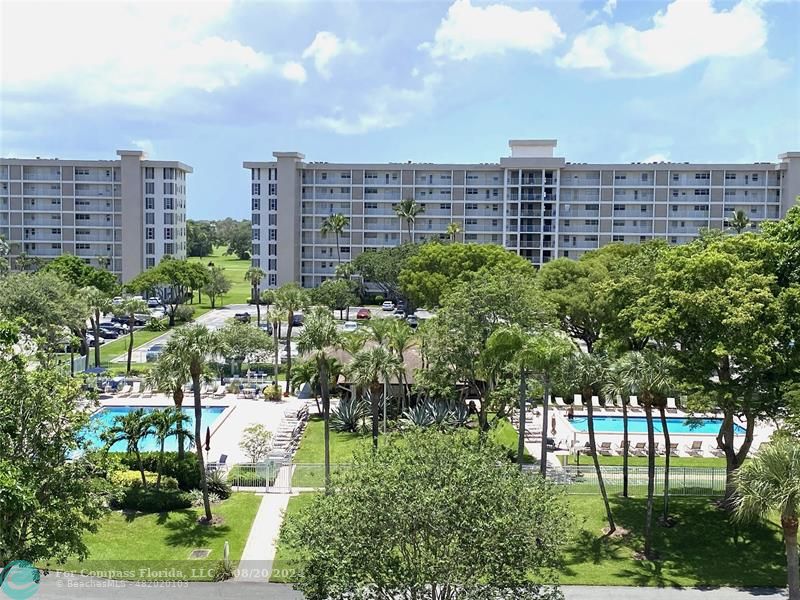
{"left": 206, "top": 470, "right": 232, "bottom": 500}
{"left": 110, "top": 487, "right": 192, "bottom": 512}
{"left": 212, "top": 559, "right": 233, "bottom": 582}
{"left": 174, "top": 305, "right": 195, "bottom": 323}
{"left": 145, "top": 318, "right": 168, "bottom": 332}
{"left": 239, "top": 423, "right": 273, "bottom": 463}
{"left": 263, "top": 384, "right": 282, "bottom": 402}
{"left": 227, "top": 464, "right": 275, "bottom": 487}
{"left": 111, "top": 470, "right": 178, "bottom": 490}
{"left": 331, "top": 395, "right": 369, "bottom": 432}
{"left": 188, "top": 489, "right": 221, "bottom": 507}
{"left": 121, "top": 452, "right": 200, "bottom": 491}
{"left": 374, "top": 294, "right": 384, "bottom": 304}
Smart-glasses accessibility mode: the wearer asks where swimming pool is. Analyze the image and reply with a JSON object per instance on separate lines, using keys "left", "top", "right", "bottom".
{"left": 569, "top": 415, "right": 745, "bottom": 435}
{"left": 85, "top": 406, "right": 226, "bottom": 452}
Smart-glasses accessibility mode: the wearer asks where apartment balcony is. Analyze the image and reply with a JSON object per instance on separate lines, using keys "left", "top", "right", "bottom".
{"left": 520, "top": 177, "right": 543, "bottom": 186}
{"left": 75, "top": 184, "right": 115, "bottom": 197}
{"left": 23, "top": 215, "right": 61, "bottom": 226}
{"left": 465, "top": 223, "right": 503, "bottom": 233}
{"left": 414, "top": 174, "right": 452, "bottom": 186}
{"left": 564, "top": 240, "right": 600, "bottom": 249}
{"left": 0, "top": 216, "right": 8, "bottom": 226}
{"left": 668, "top": 226, "right": 704, "bottom": 235}
{"left": 75, "top": 199, "right": 116, "bottom": 212}
{"left": 614, "top": 192, "right": 655, "bottom": 203}
{"left": 76, "top": 231, "right": 116, "bottom": 242}
{"left": 723, "top": 191, "right": 765, "bottom": 202}
{"left": 76, "top": 246, "right": 112, "bottom": 258}
{"left": 416, "top": 193, "right": 454, "bottom": 203}
{"left": 23, "top": 183, "right": 61, "bottom": 196}
{"left": 310, "top": 192, "right": 351, "bottom": 200}
{"left": 723, "top": 177, "right": 769, "bottom": 188}
{"left": 561, "top": 177, "right": 601, "bottom": 187}
{"left": 465, "top": 174, "right": 503, "bottom": 186}
{"left": 24, "top": 246, "right": 62, "bottom": 257}
{"left": 23, "top": 231, "right": 61, "bottom": 241}
{"left": 669, "top": 176, "right": 711, "bottom": 187}
{"left": 23, "top": 200, "right": 62, "bottom": 211}
{"left": 74, "top": 217, "right": 114, "bottom": 227}
{"left": 308, "top": 175, "right": 352, "bottom": 185}
{"left": 364, "top": 191, "right": 401, "bottom": 201}
{"left": 613, "top": 225, "right": 653, "bottom": 233}
{"left": 516, "top": 225, "right": 542, "bottom": 233}
{"left": 75, "top": 169, "right": 117, "bottom": 182}
{"left": 23, "top": 167, "right": 61, "bottom": 181}
{"left": 559, "top": 225, "right": 599, "bottom": 234}
{"left": 668, "top": 210, "right": 709, "bottom": 219}
{"left": 559, "top": 210, "right": 600, "bottom": 218}
{"left": 364, "top": 219, "right": 400, "bottom": 230}
{"left": 465, "top": 209, "right": 502, "bottom": 217}
{"left": 363, "top": 236, "right": 402, "bottom": 247}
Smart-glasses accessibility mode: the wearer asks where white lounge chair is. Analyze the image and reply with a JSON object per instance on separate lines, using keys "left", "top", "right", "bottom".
{"left": 118, "top": 383, "right": 132, "bottom": 397}
{"left": 629, "top": 397, "right": 642, "bottom": 411}
{"left": 631, "top": 442, "right": 647, "bottom": 457}
{"left": 213, "top": 384, "right": 227, "bottom": 398}
{"left": 573, "top": 395, "right": 584, "bottom": 408}
{"left": 591, "top": 396, "right": 602, "bottom": 410}
{"left": 686, "top": 440, "right": 703, "bottom": 457}
{"left": 130, "top": 381, "right": 141, "bottom": 398}
{"left": 666, "top": 397, "right": 678, "bottom": 413}
{"left": 141, "top": 386, "right": 153, "bottom": 398}
{"left": 555, "top": 397, "right": 568, "bottom": 408}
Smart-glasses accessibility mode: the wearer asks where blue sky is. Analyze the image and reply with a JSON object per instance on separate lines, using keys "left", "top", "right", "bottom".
{"left": 2, "top": 0, "right": 798, "bottom": 219}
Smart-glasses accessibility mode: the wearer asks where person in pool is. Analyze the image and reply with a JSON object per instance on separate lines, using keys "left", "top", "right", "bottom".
{"left": 567, "top": 405, "right": 575, "bottom": 421}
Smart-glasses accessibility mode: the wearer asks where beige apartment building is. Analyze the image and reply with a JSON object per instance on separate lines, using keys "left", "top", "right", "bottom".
{"left": 0, "top": 150, "right": 191, "bottom": 281}
{"left": 247, "top": 140, "right": 800, "bottom": 289}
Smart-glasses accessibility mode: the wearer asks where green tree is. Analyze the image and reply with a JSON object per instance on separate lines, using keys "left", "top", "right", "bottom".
{"left": 347, "top": 346, "right": 402, "bottom": 448}
{"left": 728, "top": 209, "right": 752, "bottom": 234}
{"left": 291, "top": 359, "right": 322, "bottom": 414}
{"left": 202, "top": 264, "right": 231, "bottom": 309}
{"left": 400, "top": 242, "right": 534, "bottom": 308}
{"left": 386, "top": 319, "right": 416, "bottom": 412}
{"left": 225, "top": 220, "right": 252, "bottom": 260}
{"left": 734, "top": 436, "right": 800, "bottom": 600}
{"left": 296, "top": 307, "right": 341, "bottom": 493}
{"left": 0, "top": 236, "right": 9, "bottom": 275}
{"left": 217, "top": 319, "right": 272, "bottom": 374}
{"left": 244, "top": 266, "right": 267, "bottom": 326}
{"left": 42, "top": 253, "right": 118, "bottom": 293}
{"left": 82, "top": 286, "right": 112, "bottom": 367}
{"left": 187, "top": 220, "right": 215, "bottom": 257}
{"left": 0, "top": 322, "right": 105, "bottom": 570}
{"left": 161, "top": 325, "right": 222, "bottom": 522}
{"left": 320, "top": 213, "right": 350, "bottom": 265}
{"left": 114, "top": 297, "right": 149, "bottom": 374}
{"left": 280, "top": 429, "right": 569, "bottom": 600}
{"left": 446, "top": 221, "right": 462, "bottom": 242}
{"left": 351, "top": 243, "right": 421, "bottom": 301}
{"left": 312, "top": 278, "right": 359, "bottom": 320}
{"left": 127, "top": 257, "right": 195, "bottom": 327}
{"left": 394, "top": 198, "right": 425, "bottom": 243}
{"left": 101, "top": 408, "right": 154, "bottom": 486}
{"left": 144, "top": 352, "right": 195, "bottom": 460}
{"left": 275, "top": 283, "right": 310, "bottom": 394}
{"left": 239, "top": 423, "right": 273, "bottom": 463}
{"left": 148, "top": 408, "right": 192, "bottom": 490}
{"left": 603, "top": 358, "right": 634, "bottom": 498}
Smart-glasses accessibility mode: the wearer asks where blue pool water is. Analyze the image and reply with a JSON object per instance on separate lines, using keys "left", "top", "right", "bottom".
{"left": 570, "top": 415, "right": 745, "bottom": 435}
{"left": 85, "top": 406, "right": 226, "bottom": 452}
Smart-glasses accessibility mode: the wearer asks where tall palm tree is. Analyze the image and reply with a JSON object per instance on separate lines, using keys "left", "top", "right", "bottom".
{"left": 101, "top": 408, "right": 154, "bottom": 486}
{"left": 162, "top": 325, "right": 222, "bottom": 522}
{"left": 145, "top": 351, "right": 193, "bottom": 460}
{"left": 562, "top": 351, "right": 616, "bottom": 534}
{"left": 347, "top": 346, "right": 402, "bottom": 448}
{"left": 296, "top": 307, "right": 342, "bottom": 494}
{"left": 618, "top": 350, "right": 676, "bottom": 559}
{"left": 386, "top": 319, "right": 416, "bottom": 413}
{"left": 115, "top": 298, "right": 149, "bottom": 374}
{"left": 82, "top": 286, "right": 112, "bottom": 368}
{"left": 394, "top": 198, "right": 425, "bottom": 244}
{"left": 734, "top": 436, "right": 800, "bottom": 600}
{"left": 364, "top": 317, "right": 394, "bottom": 346}
{"left": 446, "top": 221, "right": 462, "bottom": 242}
{"left": 244, "top": 266, "right": 267, "bottom": 326}
{"left": 729, "top": 209, "right": 751, "bottom": 234}
{"left": 320, "top": 213, "right": 350, "bottom": 265}
{"left": 603, "top": 359, "right": 633, "bottom": 498}
{"left": 291, "top": 359, "right": 321, "bottom": 414}
{"left": 268, "top": 305, "right": 283, "bottom": 383}
{"left": 274, "top": 283, "right": 310, "bottom": 394}
{"left": 149, "top": 408, "right": 193, "bottom": 490}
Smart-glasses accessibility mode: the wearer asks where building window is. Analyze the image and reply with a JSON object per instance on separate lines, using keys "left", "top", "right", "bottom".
{"left": 145, "top": 182, "right": 155, "bottom": 194}
{"left": 641, "top": 173, "right": 649, "bottom": 182}
{"left": 146, "top": 257, "right": 155, "bottom": 268}
{"left": 268, "top": 243, "right": 277, "bottom": 256}
{"left": 268, "top": 274, "right": 277, "bottom": 286}
{"left": 252, "top": 244, "right": 260, "bottom": 256}
{"left": 269, "top": 198, "right": 277, "bottom": 210}
{"left": 164, "top": 228, "right": 173, "bottom": 240}
{"left": 145, "top": 197, "right": 154, "bottom": 210}
{"left": 268, "top": 229, "right": 277, "bottom": 241}
{"left": 614, "top": 174, "right": 627, "bottom": 180}
{"left": 253, "top": 229, "right": 260, "bottom": 241}
{"left": 268, "top": 183, "right": 277, "bottom": 195}
{"left": 164, "top": 243, "right": 174, "bottom": 255}
{"left": 439, "top": 203, "right": 451, "bottom": 210}
{"left": 146, "top": 212, "right": 155, "bottom": 224}
{"left": 268, "top": 259, "right": 277, "bottom": 270}
{"left": 164, "top": 197, "right": 174, "bottom": 210}
{"left": 163, "top": 168, "right": 174, "bottom": 180}
{"left": 252, "top": 183, "right": 261, "bottom": 195}
{"left": 164, "top": 213, "right": 174, "bottom": 225}
{"left": 163, "top": 182, "right": 174, "bottom": 194}
{"left": 695, "top": 173, "right": 710, "bottom": 180}
{"left": 725, "top": 172, "right": 737, "bottom": 180}
{"left": 146, "top": 243, "right": 155, "bottom": 255}
{"left": 145, "top": 167, "right": 154, "bottom": 179}
{"left": 252, "top": 198, "right": 260, "bottom": 211}
{"left": 268, "top": 214, "right": 277, "bottom": 226}
{"left": 252, "top": 214, "right": 261, "bottom": 225}
{"left": 752, "top": 173, "right": 759, "bottom": 181}
{"left": 146, "top": 227, "right": 155, "bottom": 240}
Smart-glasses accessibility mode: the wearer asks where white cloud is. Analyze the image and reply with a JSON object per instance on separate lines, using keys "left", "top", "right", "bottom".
{"left": 131, "top": 139, "right": 155, "bottom": 156}
{"left": 302, "top": 32, "right": 362, "bottom": 78}
{"left": 642, "top": 153, "right": 671, "bottom": 163}
{"left": 1, "top": 1, "right": 271, "bottom": 106}
{"left": 303, "top": 74, "right": 441, "bottom": 135}
{"left": 558, "top": 0, "right": 768, "bottom": 77}
{"left": 281, "top": 61, "right": 308, "bottom": 84}
{"left": 699, "top": 50, "right": 790, "bottom": 94}
{"left": 422, "top": 0, "right": 564, "bottom": 61}
{"left": 602, "top": 0, "right": 617, "bottom": 16}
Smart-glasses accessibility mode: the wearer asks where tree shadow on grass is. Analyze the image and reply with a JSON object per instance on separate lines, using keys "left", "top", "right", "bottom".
{"left": 564, "top": 496, "right": 786, "bottom": 588}
{"left": 162, "top": 511, "right": 232, "bottom": 548}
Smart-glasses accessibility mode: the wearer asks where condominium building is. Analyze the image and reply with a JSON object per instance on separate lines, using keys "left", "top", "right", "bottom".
{"left": 0, "top": 150, "right": 191, "bottom": 281}
{"left": 246, "top": 140, "right": 800, "bottom": 289}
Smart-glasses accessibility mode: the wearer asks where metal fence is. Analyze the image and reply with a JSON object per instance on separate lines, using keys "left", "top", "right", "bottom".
{"left": 248, "top": 462, "right": 728, "bottom": 498}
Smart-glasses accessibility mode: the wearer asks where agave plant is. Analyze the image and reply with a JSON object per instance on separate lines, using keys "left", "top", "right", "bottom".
{"left": 402, "top": 403, "right": 434, "bottom": 428}
{"left": 428, "top": 400, "right": 452, "bottom": 427}
{"left": 447, "top": 401, "right": 470, "bottom": 428}
{"left": 331, "top": 394, "right": 369, "bottom": 433}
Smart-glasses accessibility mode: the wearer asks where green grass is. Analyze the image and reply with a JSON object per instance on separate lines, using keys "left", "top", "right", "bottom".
{"left": 98, "top": 329, "right": 169, "bottom": 367}
{"left": 269, "top": 493, "right": 786, "bottom": 587}
{"left": 188, "top": 245, "right": 252, "bottom": 307}
{"left": 48, "top": 493, "right": 261, "bottom": 581}
{"left": 565, "top": 454, "right": 727, "bottom": 468}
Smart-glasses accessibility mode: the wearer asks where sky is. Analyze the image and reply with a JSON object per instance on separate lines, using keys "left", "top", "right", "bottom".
{"left": 1, "top": 0, "right": 799, "bottom": 220}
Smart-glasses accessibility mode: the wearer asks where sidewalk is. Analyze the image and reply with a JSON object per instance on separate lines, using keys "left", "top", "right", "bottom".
{"left": 236, "top": 492, "right": 294, "bottom": 582}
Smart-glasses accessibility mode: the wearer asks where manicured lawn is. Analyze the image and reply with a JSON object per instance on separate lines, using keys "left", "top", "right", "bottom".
{"left": 565, "top": 454, "right": 727, "bottom": 468}
{"left": 270, "top": 493, "right": 786, "bottom": 587}
{"left": 49, "top": 493, "right": 261, "bottom": 581}
{"left": 98, "top": 329, "right": 168, "bottom": 366}
{"left": 188, "top": 245, "right": 252, "bottom": 307}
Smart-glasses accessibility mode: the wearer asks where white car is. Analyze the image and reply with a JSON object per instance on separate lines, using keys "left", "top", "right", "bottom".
{"left": 343, "top": 321, "right": 358, "bottom": 332}
{"left": 381, "top": 301, "right": 395, "bottom": 311}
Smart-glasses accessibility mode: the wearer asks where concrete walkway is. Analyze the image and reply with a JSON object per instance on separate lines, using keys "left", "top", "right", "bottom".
{"left": 237, "top": 492, "right": 294, "bottom": 582}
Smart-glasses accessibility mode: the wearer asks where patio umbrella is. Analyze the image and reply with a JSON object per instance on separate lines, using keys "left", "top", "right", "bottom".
{"left": 84, "top": 366, "right": 107, "bottom": 374}
{"left": 204, "top": 427, "right": 211, "bottom": 452}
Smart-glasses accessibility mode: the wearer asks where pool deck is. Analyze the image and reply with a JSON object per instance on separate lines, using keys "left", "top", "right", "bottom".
{"left": 97, "top": 392, "right": 305, "bottom": 464}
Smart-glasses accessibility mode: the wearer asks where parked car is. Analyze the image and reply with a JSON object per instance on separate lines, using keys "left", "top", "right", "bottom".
{"left": 405, "top": 315, "right": 419, "bottom": 328}
{"left": 356, "top": 308, "right": 371, "bottom": 320}
{"left": 146, "top": 344, "right": 165, "bottom": 362}
{"left": 381, "top": 300, "right": 395, "bottom": 311}
{"left": 234, "top": 312, "right": 251, "bottom": 323}
{"left": 291, "top": 313, "right": 304, "bottom": 327}
{"left": 100, "top": 322, "right": 128, "bottom": 334}
{"left": 342, "top": 321, "right": 358, "bottom": 332}
{"left": 147, "top": 297, "right": 161, "bottom": 308}
{"left": 393, "top": 306, "right": 406, "bottom": 316}
{"left": 111, "top": 296, "right": 124, "bottom": 305}
{"left": 259, "top": 322, "right": 274, "bottom": 335}
{"left": 96, "top": 328, "right": 119, "bottom": 339}
{"left": 86, "top": 335, "right": 99, "bottom": 347}
{"left": 111, "top": 315, "right": 146, "bottom": 327}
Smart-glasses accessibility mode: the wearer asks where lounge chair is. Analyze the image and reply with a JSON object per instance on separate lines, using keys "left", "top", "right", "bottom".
{"left": 615, "top": 440, "right": 630, "bottom": 456}
{"left": 598, "top": 441, "right": 615, "bottom": 456}
{"left": 591, "top": 396, "right": 602, "bottom": 410}
{"left": 140, "top": 386, "right": 153, "bottom": 398}
{"left": 555, "top": 397, "right": 568, "bottom": 408}
{"left": 631, "top": 442, "right": 647, "bottom": 457}
{"left": 667, "top": 443, "right": 680, "bottom": 457}
{"left": 118, "top": 383, "right": 131, "bottom": 397}
{"left": 208, "top": 454, "right": 228, "bottom": 472}
{"left": 666, "top": 397, "right": 678, "bottom": 413}
{"left": 686, "top": 440, "right": 703, "bottom": 457}
{"left": 213, "top": 384, "right": 227, "bottom": 398}
{"left": 710, "top": 445, "right": 726, "bottom": 458}
{"left": 130, "top": 381, "right": 141, "bottom": 397}
{"left": 573, "top": 395, "right": 584, "bottom": 409}
{"left": 628, "top": 397, "right": 642, "bottom": 411}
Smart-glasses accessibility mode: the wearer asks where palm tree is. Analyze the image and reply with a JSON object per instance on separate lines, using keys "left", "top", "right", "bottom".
{"left": 446, "top": 222, "right": 462, "bottom": 242}
{"left": 394, "top": 198, "right": 425, "bottom": 243}
{"left": 274, "top": 283, "right": 310, "bottom": 394}
{"left": 320, "top": 213, "right": 350, "bottom": 265}
{"left": 244, "top": 266, "right": 267, "bottom": 326}
{"left": 268, "top": 305, "right": 283, "bottom": 383}
{"left": 562, "top": 351, "right": 616, "bottom": 535}
{"left": 96, "top": 255, "right": 111, "bottom": 270}
{"left": 145, "top": 352, "right": 194, "bottom": 460}
{"left": 82, "top": 286, "right": 112, "bottom": 368}
{"left": 364, "top": 317, "right": 394, "bottom": 346}
{"left": 734, "top": 436, "right": 800, "bottom": 600}
{"left": 386, "top": 319, "right": 416, "bottom": 413}
{"left": 149, "top": 408, "right": 193, "bottom": 490}
{"left": 603, "top": 359, "right": 633, "bottom": 498}
{"left": 291, "top": 359, "right": 321, "bottom": 414}
{"left": 729, "top": 209, "right": 751, "bottom": 234}
{"left": 296, "top": 307, "right": 342, "bottom": 493}
{"left": 101, "top": 408, "right": 154, "bottom": 486}
{"left": 347, "top": 346, "right": 402, "bottom": 448}
{"left": 162, "top": 325, "right": 222, "bottom": 522}
{"left": 115, "top": 298, "right": 149, "bottom": 374}
{"left": 618, "top": 350, "right": 676, "bottom": 559}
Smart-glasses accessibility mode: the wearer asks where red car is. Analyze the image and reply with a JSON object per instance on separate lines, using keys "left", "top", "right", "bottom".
{"left": 356, "top": 308, "right": 371, "bottom": 320}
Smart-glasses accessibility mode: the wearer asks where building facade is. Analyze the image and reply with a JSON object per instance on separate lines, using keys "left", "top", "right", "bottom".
{"left": 0, "top": 150, "right": 191, "bottom": 281}
{"left": 246, "top": 140, "right": 800, "bottom": 289}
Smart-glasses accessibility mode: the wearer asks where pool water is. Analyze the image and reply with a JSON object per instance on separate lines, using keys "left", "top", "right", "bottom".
{"left": 569, "top": 415, "right": 745, "bottom": 435}
{"left": 85, "top": 406, "right": 226, "bottom": 452}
